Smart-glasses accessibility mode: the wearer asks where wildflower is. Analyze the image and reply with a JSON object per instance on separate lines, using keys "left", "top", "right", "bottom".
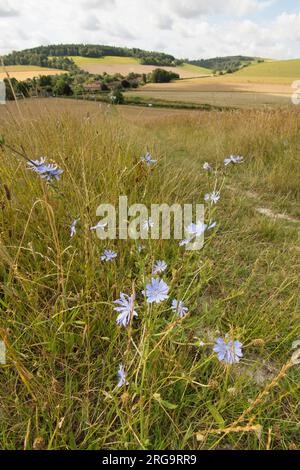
{"left": 291, "top": 340, "right": 300, "bottom": 365}
{"left": 100, "top": 249, "right": 117, "bottom": 262}
{"left": 203, "top": 162, "right": 212, "bottom": 172}
{"left": 113, "top": 293, "right": 138, "bottom": 327}
{"left": 179, "top": 221, "right": 207, "bottom": 247}
{"left": 142, "top": 218, "right": 154, "bottom": 231}
{"left": 179, "top": 238, "right": 192, "bottom": 247}
{"left": 204, "top": 191, "right": 220, "bottom": 205}
{"left": 224, "top": 155, "right": 244, "bottom": 166}
{"left": 187, "top": 221, "right": 207, "bottom": 238}
{"left": 141, "top": 152, "right": 157, "bottom": 166}
{"left": 27, "top": 157, "right": 63, "bottom": 182}
{"left": 90, "top": 221, "right": 107, "bottom": 231}
{"left": 213, "top": 336, "right": 243, "bottom": 364}
{"left": 137, "top": 244, "right": 144, "bottom": 253}
{"left": 143, "top": 278, "right": 169, "bottom": 304}
{"left": 207, "top": 221, "right": 217, "bottom": 231}
{"left": 70, "top": 218, "right": 79, "bottom": 238}
{"left": 171, "top": 299, "right": 188, "bottom": 318}
{"left": 153, "top": 260, "right": 168, "bottom": 275}
{"left": 117, "top": 363, "right": 129, "bottom": 388}
{"left": 27, "top": 157, "right": 46, "bottom": 169}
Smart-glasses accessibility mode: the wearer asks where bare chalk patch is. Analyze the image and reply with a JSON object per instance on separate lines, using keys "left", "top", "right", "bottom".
{"left": 0, "top": 341, "right": 6, "bottom": 364}
{"left": 256, "top": 207, "right": 300, "bottom": 224}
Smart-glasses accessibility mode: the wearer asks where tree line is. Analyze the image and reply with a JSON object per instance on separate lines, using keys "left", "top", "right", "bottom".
{"left": 2, "top": 53, "right": 79, "bottom": 72}
{"left": 3, "top": 68, "right": 180, "bottom": 101}
{"left": 3, "top": 44, "right": 183, "bottom": 70}
{"left": 189, "top": 55, "right": 263, "bottom": 74}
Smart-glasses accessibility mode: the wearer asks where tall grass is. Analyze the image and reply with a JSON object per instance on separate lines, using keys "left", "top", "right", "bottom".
{"left": 0, "top": 99, "right": 299, "bottom": 450}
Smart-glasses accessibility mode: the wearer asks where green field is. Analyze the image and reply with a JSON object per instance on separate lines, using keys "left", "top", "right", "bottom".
{"left": 68, "top": 55, "right": 140, "bottom": 65}
{"left": 0, "top": 98, "right": 299, "bottom": 450}
{"left": 179, "top": 63, "right": 212, "bottom": 75}
{"left": 233, "top": 59, "right": 300, "bottom": 84}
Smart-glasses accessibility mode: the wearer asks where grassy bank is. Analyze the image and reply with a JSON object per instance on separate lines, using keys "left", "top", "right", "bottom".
{"left": 0, "top": 99, "right": 299, "bottom": 450}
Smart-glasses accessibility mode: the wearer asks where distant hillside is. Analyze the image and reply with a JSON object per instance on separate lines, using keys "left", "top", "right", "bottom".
{"left": 69, "top": 56, "right": 211, "bottom": 79}
{"left": 3, "top": 44, "right": 182, "bottom": 69}
{"left": 233, "top": 58, "right": 300, "bottom": 83}
{"left": 189, "top": 55, "right": 262, "bottom": 73}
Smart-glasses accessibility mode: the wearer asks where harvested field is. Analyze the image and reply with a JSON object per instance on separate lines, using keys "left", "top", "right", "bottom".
{"left": 0, "top": 65, "right": 64, "bottom": 81}
{"left": 70, "top": 56, "right": 210, "bottom": 78}
{"left": 126, "top": 76, "right": 293, "bottom": 108}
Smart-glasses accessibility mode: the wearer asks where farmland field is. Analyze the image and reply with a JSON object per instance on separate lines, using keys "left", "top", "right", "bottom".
{"left": 126, "top": 76, "right": 293, "bottom": 108}
{"left": 0, "top": 65, "right": 65, "bottom": 81}
{"left": 69, "top": 55, "right": 211, "bottom": 78}
{"left": 125, "top": 59, "right": 300, "bottom": 108}
{"left": 231, "top": 59, "right": 300, "bottom": 84}
{"left": 0, "top": 97, "right": 299, "bottom": 450}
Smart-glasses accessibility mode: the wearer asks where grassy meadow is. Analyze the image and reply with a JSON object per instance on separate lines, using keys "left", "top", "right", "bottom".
{"left": 0, "top": 98, "right": 299, "bottom": 450}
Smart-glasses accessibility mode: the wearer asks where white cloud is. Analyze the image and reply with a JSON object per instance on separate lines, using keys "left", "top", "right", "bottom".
{"left": 166, "top": 0, "right": 273, "bottom": 19}
{"left": 82, "top": 15, "right": 101, "bottom": 31}
{"left": 0, "top": 0, "right": 299, "bottom": 60}
{"left": 154, "top": 14, "right": 174, "bottom": 31}
{"left": 82, "top": 0, "right": 116, "bottom": 9}
{"left": 0, "top": 0, "right": 19, "bottom": 17}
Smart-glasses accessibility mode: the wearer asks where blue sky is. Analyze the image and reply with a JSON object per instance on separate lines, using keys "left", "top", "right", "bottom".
{"left": 0, "top": 0, "right": 300, "bottom": 59}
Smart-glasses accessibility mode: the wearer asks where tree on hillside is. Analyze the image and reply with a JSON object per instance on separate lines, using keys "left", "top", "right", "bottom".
{"left": 53, "top": 79, "right": 73, "bottom": 96}
{"left": 150, "top": 68, "right": 180, "bottom": 83}
{"left": 110, "top": 89, "right": 124, "bottom": 104}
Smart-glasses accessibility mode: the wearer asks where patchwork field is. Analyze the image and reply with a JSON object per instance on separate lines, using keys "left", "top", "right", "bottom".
{"left": 0, "top": 97, "right": 299, "bottom": 450}
{"left": 125, "top": 58, "right": 300, "bottom": 108}
{"left": 69, "top": 55, "right": 211, "bottom": 78}
{"left": 126, "top": 76, "right": 293, "bottom": 108}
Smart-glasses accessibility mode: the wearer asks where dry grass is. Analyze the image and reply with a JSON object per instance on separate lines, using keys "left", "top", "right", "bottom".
{"left": 126, "top": 76, "right": 293, "bottom": 108}
{"left": 0, "top": 98, "right": 299, "bottom": 450}
{"left": 0, "top": 65, "right": 65, "bottom": 81}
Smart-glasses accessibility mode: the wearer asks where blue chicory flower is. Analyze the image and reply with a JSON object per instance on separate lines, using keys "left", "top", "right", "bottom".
{"left": 213, "top": 336, "right": 243, "bottom": 364}
{"left": 117, "top": 363, "right": 129, "bottom": 388}
{"left": 113, "top": 293, "right": 138, "bottom": 327}
{"left": 143, "top": 278, "right": 169, "bottom": 304}
{"left": 153, "top": 260, "right": 168, "bottom": 275}
{"left": 27, "top": 157, "right": 63, "bottom": 182}
{"left": 100, "top": 249, "right": 117, "bottom": 262}
{"left": 171, "top": 299, "right": 188, "bottom": 318}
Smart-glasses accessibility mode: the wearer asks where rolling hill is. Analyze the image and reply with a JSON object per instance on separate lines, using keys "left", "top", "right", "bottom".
{"left": 69, "top": 55, "right": 211, "bottom": 79}
{"left": 231, "top": 59, "right": 300, "bottom": 84}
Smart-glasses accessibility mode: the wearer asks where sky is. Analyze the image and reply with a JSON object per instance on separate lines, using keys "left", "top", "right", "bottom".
{"left": 0, "top": 0, "right": 300, "bottom": 59}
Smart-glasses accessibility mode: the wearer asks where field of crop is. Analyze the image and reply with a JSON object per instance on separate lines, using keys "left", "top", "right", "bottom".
{"left": 126, "top": 78, "right": 292, "bottom": 108}
{"left": 126, "top": 67, "right": 296, "bottom": 108}
{"left": 0, "top": 65, "right": 64, "bottom": 81}
{"left": 68, "top": 55, "right": 211, "bottom": 78}
{"left": 0, "top": 97, "right": 299, "bottom": 450}
{"left": 125, "top": 58, "right": 300, "bottom": 108}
